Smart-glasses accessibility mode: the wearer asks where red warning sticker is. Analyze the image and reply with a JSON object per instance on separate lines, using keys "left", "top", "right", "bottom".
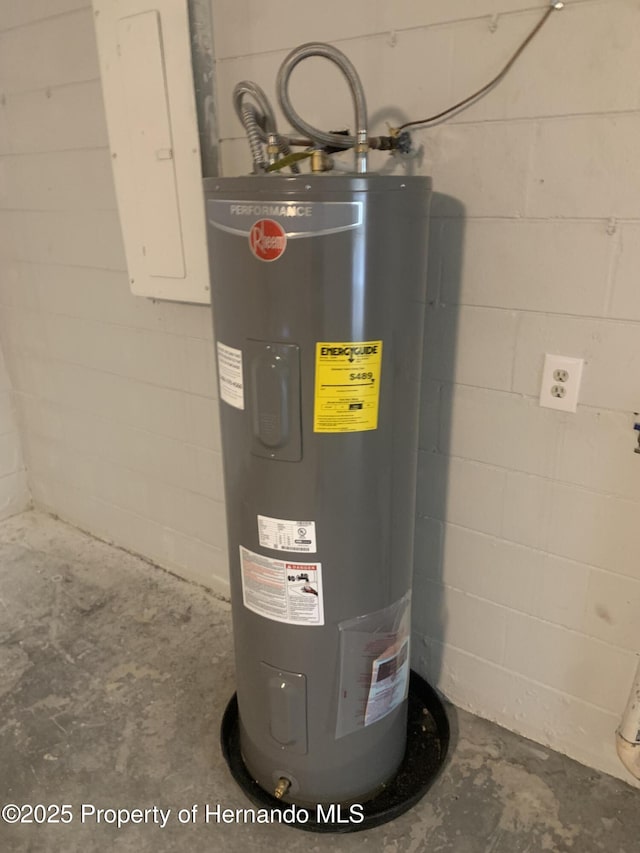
{"left": 248, "top": 218, "right": 287, "bottom": 262}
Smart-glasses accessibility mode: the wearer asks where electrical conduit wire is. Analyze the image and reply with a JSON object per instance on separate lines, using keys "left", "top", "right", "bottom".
{"left": 240, "top": 103, "right": 267, "bottom": 171}
{"left": 233, "top": 81, "right": 277, "bottom": 172}
{"left": 233, "top": 80, "right": 301, "bottom": 173}
{"left": 397, "top": 1, "right": 564, "bottom": 132}
{"left": 276, "top": 42, "right": 369, "bottom": 174}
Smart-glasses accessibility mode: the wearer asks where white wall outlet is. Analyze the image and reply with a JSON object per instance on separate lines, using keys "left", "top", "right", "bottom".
{"left": 539, "top": 354, "right": 584, "bottom": 412}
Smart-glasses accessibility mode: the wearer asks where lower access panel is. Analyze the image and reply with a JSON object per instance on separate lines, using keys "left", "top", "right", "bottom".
{"left": 262, "top": 663, "right": 308, "bottom": 754}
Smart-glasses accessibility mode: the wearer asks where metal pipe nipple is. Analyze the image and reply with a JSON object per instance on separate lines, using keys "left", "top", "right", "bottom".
{"left": 274, "top": 777, "right": 291, "bottom": 799}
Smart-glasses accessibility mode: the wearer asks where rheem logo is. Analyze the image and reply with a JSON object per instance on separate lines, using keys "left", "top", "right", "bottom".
{"left": 249, "top": 219, "right": 287, "bottom": 262}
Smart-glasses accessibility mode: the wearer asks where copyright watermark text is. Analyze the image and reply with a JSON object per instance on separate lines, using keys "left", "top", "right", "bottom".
{"left": 1, "top": 802, "right": 365, "bottom": 828}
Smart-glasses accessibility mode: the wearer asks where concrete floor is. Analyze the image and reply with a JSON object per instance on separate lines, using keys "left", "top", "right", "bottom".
{"left": 0, "top": 511, "right": 638, "bottom": 853}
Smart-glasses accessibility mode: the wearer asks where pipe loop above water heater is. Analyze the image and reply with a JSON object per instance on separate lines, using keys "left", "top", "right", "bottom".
{"left": 276, "top": 42, "right": 369, "bottom": 174}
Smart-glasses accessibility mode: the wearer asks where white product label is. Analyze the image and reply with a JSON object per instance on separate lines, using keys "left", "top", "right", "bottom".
{"left": 257, "top": 515, "right": 317, "bottom": 554}
{"left": 239, "top": 546, "right": 324, "bottom": 626}
{"left": 217, "top": 342, "right": 244, "bottom": 409}
{"left": 364, "top": 637, "right": 410, "bottom": 726}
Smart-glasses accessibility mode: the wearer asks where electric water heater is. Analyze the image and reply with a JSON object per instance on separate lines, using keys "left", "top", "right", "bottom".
{"left": 205, "top": 43, "right": 433, "bottom": 810}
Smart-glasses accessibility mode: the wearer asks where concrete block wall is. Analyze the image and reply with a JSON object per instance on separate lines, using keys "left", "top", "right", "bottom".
{"left": 0, "top": 0, "right": 637, "bottom": 788}
{"left": 212, "top": 0, "right": 640, "bottom": 783}
{"left": 0, "top": 344, "right": 29, "bottom": 520}
{"left": 0, "top": 1, "right": 228, "bottom": 594}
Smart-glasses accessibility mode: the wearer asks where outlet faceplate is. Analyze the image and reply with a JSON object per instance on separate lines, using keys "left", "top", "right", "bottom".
{"left": 539, "top": 354, "right": 584, "bottom": 412}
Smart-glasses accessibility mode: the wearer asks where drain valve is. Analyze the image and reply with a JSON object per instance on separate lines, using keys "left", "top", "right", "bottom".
{"left": 274, "top": 777, "right": 291, "bottom": 799}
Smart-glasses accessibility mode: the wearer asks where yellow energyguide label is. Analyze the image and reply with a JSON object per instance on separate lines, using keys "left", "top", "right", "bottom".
{"left": 314, "top": 340, "right": 383, "bottom": 433}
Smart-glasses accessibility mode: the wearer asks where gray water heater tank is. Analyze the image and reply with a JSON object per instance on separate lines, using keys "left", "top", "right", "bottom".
{"left": 205, "top": 173, "right": 431, "bottom": 806}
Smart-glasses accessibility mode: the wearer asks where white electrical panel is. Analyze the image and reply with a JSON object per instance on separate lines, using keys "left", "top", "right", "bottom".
{"left": 93, "top": 0, "right": 211, "bottom": 304}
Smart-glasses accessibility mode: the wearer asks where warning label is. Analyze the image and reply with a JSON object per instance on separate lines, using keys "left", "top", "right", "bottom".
{"left": 239, "top": 546, "right": 324, "bottom": 626}
{"left": 217, "top": 342, "right": 244, "bottom": 409}
{"left": 314, "top": 340, "right": 383, "bottom": 433}
{"left": 257, "top": 515, "right": 317, "bottom": 554}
